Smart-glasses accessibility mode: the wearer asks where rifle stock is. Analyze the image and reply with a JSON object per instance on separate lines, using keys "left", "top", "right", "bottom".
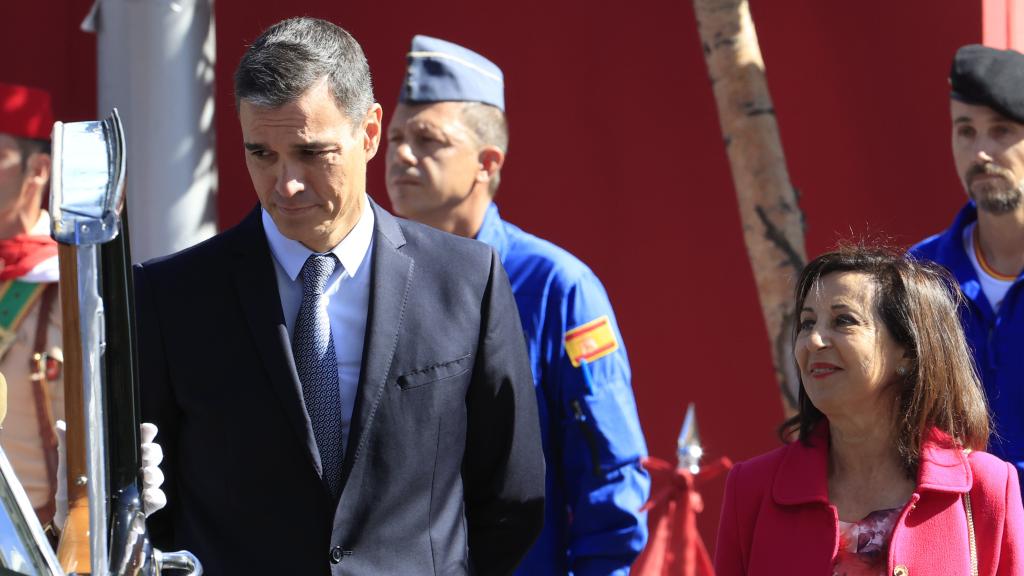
{"left": 55, "top": 243, "right": 91, "bottom": 573}
{"left": 51, "top": 108, "right": 203, "bottom": 576}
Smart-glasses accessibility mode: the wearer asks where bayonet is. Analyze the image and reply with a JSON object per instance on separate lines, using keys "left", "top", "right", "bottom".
{"left": 677, "top": 402, "right": 703, "bottom": 474}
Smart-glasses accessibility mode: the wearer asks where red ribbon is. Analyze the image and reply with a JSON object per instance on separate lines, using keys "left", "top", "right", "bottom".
{"left": 0, "top": 234, "right": 58, "bottom": 281}
{"left": 632, "top": 456, "right": 732, "bottom": 576}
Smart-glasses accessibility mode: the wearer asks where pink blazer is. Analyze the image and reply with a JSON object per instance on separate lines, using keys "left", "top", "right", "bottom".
{"left": 714, "top": 425, "right": 1024, "bottom": 575}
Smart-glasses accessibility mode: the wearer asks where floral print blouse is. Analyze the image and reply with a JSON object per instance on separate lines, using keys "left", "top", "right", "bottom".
{"left": 833, "top": 507, "right": 902, "bottom": 576}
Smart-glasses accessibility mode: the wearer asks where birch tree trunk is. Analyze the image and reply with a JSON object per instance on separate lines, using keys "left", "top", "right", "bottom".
{"left": 692, "top": 0, "right": 806, "bottom": 414}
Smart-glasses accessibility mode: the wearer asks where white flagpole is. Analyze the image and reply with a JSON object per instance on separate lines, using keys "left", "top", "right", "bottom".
{"left": 86, "top": 0, "right": 217, "bottom": 263}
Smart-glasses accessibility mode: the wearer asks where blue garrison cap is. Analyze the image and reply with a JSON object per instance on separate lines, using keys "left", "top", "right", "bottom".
{"left": 399, "top": 35, "right": 505, "bottom": 111}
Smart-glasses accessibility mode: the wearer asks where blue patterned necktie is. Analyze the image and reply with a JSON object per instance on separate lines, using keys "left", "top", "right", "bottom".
{"left": 293, "top": 253, "right": 344, "bottom": 499}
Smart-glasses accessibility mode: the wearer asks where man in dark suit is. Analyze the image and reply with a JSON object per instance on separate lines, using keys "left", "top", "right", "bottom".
{"left": 136, "top": 17, "right": 545, "bottom": 575}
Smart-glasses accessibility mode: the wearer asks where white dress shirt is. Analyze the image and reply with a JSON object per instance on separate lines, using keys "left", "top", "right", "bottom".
{"left": 262, "top": 197, "right": 374, "bottom": 452}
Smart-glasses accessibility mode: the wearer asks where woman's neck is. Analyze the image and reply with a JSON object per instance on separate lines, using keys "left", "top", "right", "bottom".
{"left": 827, "top": 418, "right": 915, "bottom": 522}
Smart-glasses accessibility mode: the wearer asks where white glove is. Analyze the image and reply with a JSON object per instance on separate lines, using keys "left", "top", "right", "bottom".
{"left": 54, "top": 420, "right": 67, "bottom": 530}
{"left": 53, "top": 420, "right": 167, "bottom": 530}
{"left": 139, "top": 422, "right": 166, "bottom": 516}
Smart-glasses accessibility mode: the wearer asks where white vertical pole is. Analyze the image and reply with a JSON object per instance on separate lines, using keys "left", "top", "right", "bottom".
{"left": 90, "top": 0, "right": 217, "bottom": 263}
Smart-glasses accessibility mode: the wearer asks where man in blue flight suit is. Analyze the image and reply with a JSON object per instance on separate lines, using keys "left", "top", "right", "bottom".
{"left": 385, "top": 35, "right": 651, "bottom": 575}
{"left": 911, "top": 44, "right": 1024, "bottom": 483}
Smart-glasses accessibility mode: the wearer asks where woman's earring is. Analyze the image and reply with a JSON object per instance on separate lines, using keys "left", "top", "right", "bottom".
{"left": 896, "top": 366, "right": 908, "bottom": 377}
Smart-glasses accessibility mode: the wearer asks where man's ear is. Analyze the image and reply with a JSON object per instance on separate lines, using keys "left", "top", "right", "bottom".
{"left": 476, "top": 146, "right": 505, "bottom": 183}
{"left": 24, "top": 152, "right": 51, "bottom": 191}
{"left": 363, "top": 103, "right": 384, "bottom": 161}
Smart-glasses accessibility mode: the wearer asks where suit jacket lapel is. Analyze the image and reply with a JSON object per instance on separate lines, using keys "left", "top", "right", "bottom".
{"left": 341, "top": 199, "right": 413, "bottom": 486}
{"left": 229, "top": 207, "right": 324, "bottom": 477}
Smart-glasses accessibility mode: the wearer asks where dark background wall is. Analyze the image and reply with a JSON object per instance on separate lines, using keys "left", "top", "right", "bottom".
{"left": 2, "top": 2, "right": 97, "bottom": 123}
{"left": 4, "top": 0, "right": 986, "bottom": 552}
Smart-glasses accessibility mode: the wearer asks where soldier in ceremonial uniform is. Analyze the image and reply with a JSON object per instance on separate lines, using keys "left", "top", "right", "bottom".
{"left": 0, "top": 83, "right": 63, "bottom": 523}
{"left": 386, "top": 36, "right": 651, "bottom": 575}
{"left": 911, "top": 45, "right": 1024, "bottom": 484}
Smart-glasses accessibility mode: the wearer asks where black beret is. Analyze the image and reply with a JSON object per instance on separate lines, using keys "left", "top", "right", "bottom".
{"left": 950, "top": 44, "right": 1024, "bottom": 124}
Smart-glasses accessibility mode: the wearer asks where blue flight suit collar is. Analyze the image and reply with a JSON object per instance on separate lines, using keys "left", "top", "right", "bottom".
{"left": 930, "top": 202, "right": 999, "bottom": 324}
{"left": 475, "top": 202, "right": 510, "bottom": 263}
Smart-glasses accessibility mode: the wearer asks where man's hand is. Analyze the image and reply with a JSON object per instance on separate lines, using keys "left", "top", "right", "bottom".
{"left": 140, "top": 422, "right": 166, "bottom": 516}
{"left": 53, "top": 420, "right": 167, "bottom": 530}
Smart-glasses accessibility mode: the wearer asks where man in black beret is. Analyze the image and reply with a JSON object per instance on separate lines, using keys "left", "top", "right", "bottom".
{"left": 911, "top": 44, "right": 1024, "bottom": 483}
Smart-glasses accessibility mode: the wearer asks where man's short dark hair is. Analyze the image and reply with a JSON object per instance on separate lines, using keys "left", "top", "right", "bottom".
{"left": 460, "top": 103, "right": 508, "bottom": 195}
{"left": 234, "top": 17, "right": 375, "bottom": 122}
{"left": 460, "top": 103, "right": 508, "bottom": 153}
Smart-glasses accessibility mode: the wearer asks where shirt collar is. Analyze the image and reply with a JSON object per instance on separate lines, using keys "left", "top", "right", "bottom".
{"left": 772, "top": 424, "right": 831, "bottom": 506}
{"left": 474, "top": 202, "right": 509, "bottom": 262}
{"left": 262, "top": 195, "right": 375, "bottom": 282}
{"left": 936, "top": 202, "right": 999, "bottom": 320}
{"left": 934, "top": 202, "right": 981, "bottom": 286}
{"left": 916, "top": 427, "right": 972, "bottom": 493}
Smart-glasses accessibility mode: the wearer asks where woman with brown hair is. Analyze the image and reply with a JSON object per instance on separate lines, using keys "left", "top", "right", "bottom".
{"left": 714, "top": 245, "right": 1023, "bottom": 575}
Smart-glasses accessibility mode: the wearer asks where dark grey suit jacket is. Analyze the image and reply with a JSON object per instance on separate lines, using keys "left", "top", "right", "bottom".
{"left": 136, "top": 200, "right": 545, "bottom": 575}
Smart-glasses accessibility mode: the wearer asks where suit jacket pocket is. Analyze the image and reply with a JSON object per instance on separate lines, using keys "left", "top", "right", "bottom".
{"left": 398, "top": 354, "right": 472, "bottom": 390}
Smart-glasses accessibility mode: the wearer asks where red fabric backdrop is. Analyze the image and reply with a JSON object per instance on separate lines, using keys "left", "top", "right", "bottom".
{"left": 0, "top": 2, "right": 96, "bottom": 125}
{"left": 3, "top": 0, "right": 988, "bottom": 553}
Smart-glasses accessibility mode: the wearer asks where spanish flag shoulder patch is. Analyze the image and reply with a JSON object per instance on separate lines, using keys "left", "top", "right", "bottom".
{"left": 564, "top": 315, "right": 619, "bottom": 367}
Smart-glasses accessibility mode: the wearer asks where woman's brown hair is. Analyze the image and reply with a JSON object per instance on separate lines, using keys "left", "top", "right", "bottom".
{"left": 779, "top": 245, "right": 990, "bottom": 473}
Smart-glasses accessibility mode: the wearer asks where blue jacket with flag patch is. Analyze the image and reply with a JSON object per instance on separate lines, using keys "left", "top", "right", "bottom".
{"left": 476, "top": 203, "right": 650, "bottom": 576}
{"left": 910, "top": 202, "right": 1024, "bottom": 482}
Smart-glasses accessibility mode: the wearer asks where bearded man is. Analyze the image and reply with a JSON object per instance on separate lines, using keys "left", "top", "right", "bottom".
{"left": 911, "top": 44, "right": 1024, "bottom": 484}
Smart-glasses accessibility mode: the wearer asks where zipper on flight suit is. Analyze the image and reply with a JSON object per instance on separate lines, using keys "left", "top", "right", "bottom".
{"left": 571, "top": 400, "right": 603, "bottom": 478}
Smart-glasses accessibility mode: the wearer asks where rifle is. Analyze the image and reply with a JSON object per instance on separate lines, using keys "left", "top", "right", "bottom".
{"left": 51, "top": 110, "right": 201, "bottom": 575}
